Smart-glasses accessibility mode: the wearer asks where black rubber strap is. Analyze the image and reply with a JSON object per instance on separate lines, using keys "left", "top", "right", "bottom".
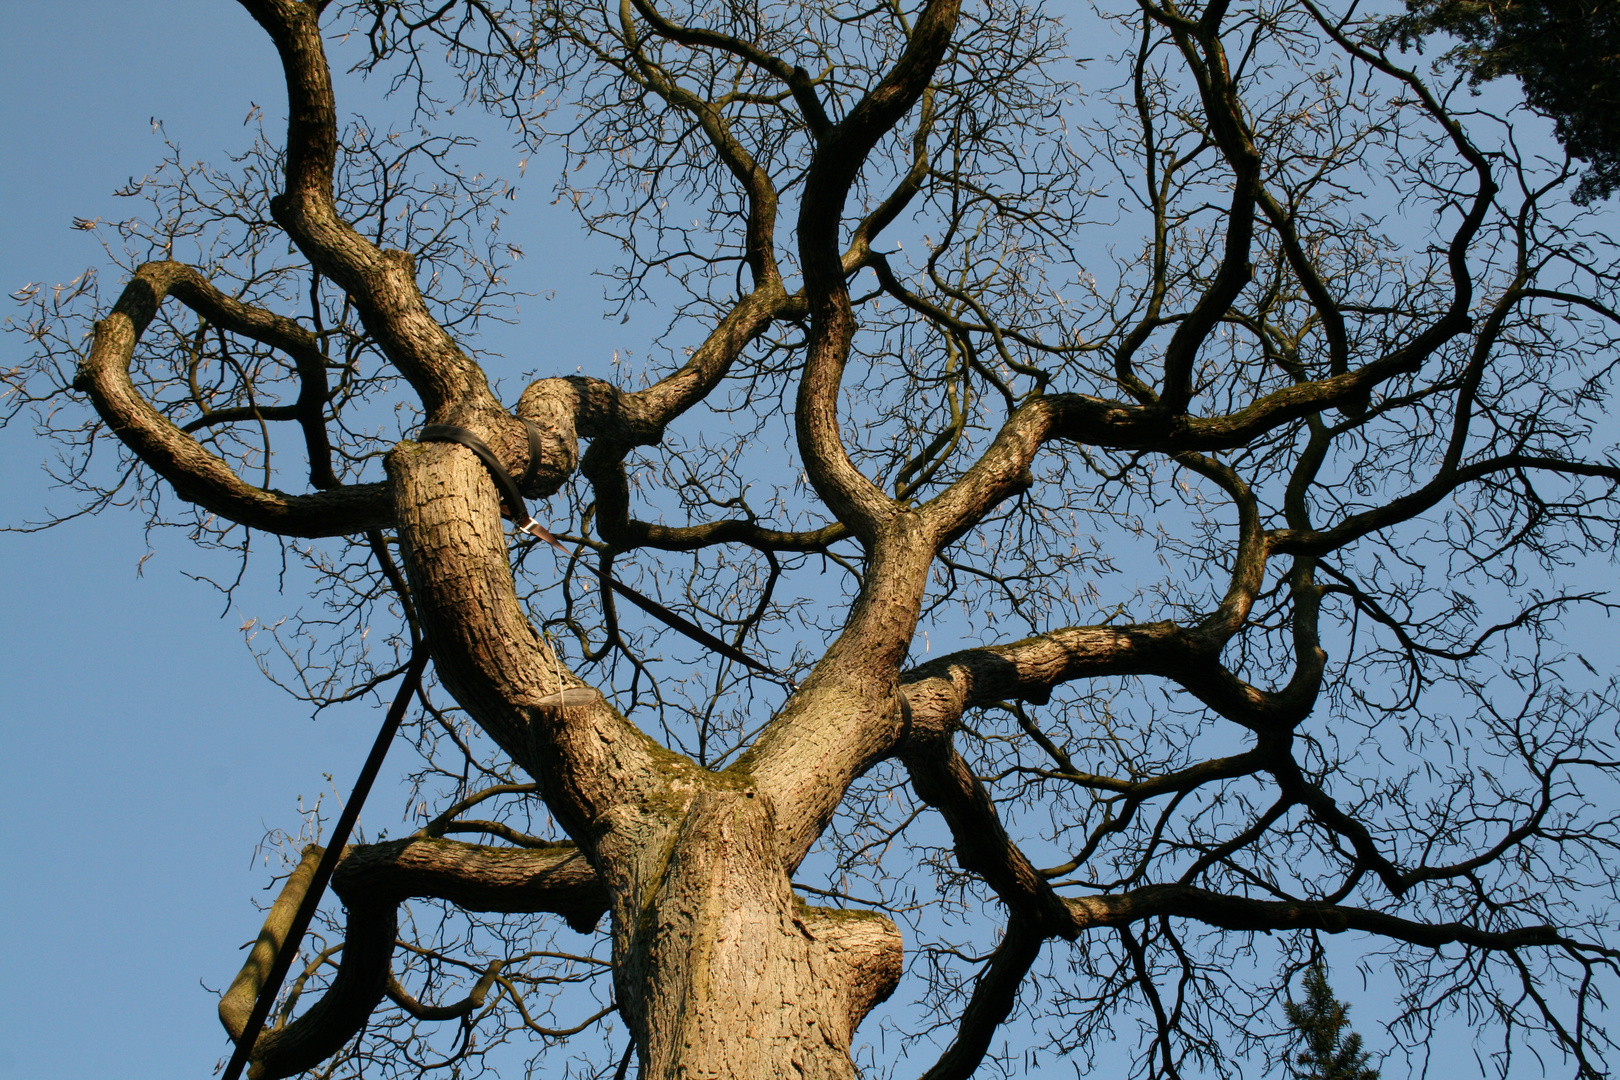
{"left": 518, "top": 418, "right": 545, "bottom": 494}
{"left": 420, "top": 423, "right": 565, "bottom": 550}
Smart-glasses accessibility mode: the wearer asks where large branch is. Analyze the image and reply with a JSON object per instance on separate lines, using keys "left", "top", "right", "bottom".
{"left": 1064, "top": 883, "right": 1607, "bottom": 956}
{"left": 334, "top": 835, "right": 607, "bottom": 927}
{"left": 889, "top": 590, "right": 1319, "bottom": 1076}
{"left": 236, "top": 0, "right": 495, "bottom": 415}
{"left": 738, "top": 525, "right": 934, "bottom": 867}
{"left": 1144, "top": 1, "right": 1261, "bottom": 414}
{"left": 515, "top": 370, "right": 851, "bottom": 558}
{"left": 619, "top": 285, "right": 809, "bottom": 433}
{"left": 795, "top": 0, "right": 963, "bottom": 540}
{"left": 894, "top": 615, "right": 1301, "bottom": 1077}
{"left": 921, "top": 360, "right": 1473, "bottom": 546}
{"left": 886, "top": 605, "right": 1324, "bottom": 1073}
{"left": 900, "top": 717, "right": 1075, "bottom": 937}
{"left": 903, "top": 854, "right": 1604, "bottom": 1080}
{"left": 221, "top": 837, "right": 609, "bottom": 1080}
{"left": 730, "top": 1, "right": 970, "bottom": 862}
{"left": 901, "top": 620, "right": 1321, "bottom": 736}
{"left": 509, "top": 4, "right": 978, "bottom": 869}
{"left": 915, "top": 921, "right": 1045, "bottom": 1080}
{"left": 385, "top": 439, "right": 697, "bottom": 852}
{"left": 77, "top": 261, "right": 391, "bottom": 537}
{"left": 551, "top": 287, "right": 812, "bottom": 549}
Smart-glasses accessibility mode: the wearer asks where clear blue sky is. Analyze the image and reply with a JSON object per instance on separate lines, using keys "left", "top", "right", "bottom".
{"left": 0, "top": 5, "right": 365, "bottom": 1077}
{"left": 0, "top": 3, "right": 747, "bottom": 1076}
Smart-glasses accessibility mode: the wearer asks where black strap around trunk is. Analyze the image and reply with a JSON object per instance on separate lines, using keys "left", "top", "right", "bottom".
{"left": 421, "top": 423, "right": 566, "bottom": 550}
{"left": 419, "top": 423, "right": 791, "bottom": 687}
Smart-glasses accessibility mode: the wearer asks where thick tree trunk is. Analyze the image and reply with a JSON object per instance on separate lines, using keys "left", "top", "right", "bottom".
{"left": 198, "top": 415, "right": 917, "bottom": 1080}
{"left": 387, "top": 444, "right": 904, "bottom": 1079}
{"left": 614, "top": 788, "right": 901, "bottom": 1079}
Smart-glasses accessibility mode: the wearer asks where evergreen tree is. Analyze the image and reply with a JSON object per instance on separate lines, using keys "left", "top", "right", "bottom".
{"left": 1283, "top": 965, "right": 1381, "bottom": 1080}
{"left": 1386, "top": 0, "right": 1620, "bottom": 203}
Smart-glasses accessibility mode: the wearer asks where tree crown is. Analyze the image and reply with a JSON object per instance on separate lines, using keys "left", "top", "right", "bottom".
{"left": 7, "top": 0, "right": 1620, "bottom": 1077}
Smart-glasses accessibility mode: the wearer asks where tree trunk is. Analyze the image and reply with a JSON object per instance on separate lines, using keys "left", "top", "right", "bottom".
{"left": 613, "top": 788, "right": 901, "bottom": 1079}
{"left": 388, "top": 443, "right": 904, "bottom": 1078}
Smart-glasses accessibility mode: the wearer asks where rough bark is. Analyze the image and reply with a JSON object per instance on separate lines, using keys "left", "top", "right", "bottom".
{"left": 615, "top": 788, "right": 901, "bottom": 1079}
{"left": 383, "top": 431, "right": 908, "bottom": 1077}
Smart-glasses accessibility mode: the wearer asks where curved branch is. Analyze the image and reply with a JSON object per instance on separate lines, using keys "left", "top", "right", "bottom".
{"left": 626, "top": 0, "right": 832, "bottom": 138}
{"left": 620, "top": 285, "right": 808, "bottom": 430}
{"left": 333, "top": 836, "right": 607, "bottom": 930}
{"left": 220, "top": 846, "right": 325, "bottom": 1040}
{"left": 900, "top": 710, "right": 1075, "bottom": 937}
{"left": 386, "top": 438, "right": 685, "bottom": 845}
{"left": 521, "top": 288, "right": 807, "bottom": 529}
{"left": 922, "top": 366, "right": 1490, "bottom": 548}
{"left": 387, "top": 959, "right": 503, "bottom": 1022}
{"left": 1143, "top": 2, "right": 1261, "bottom": 414}
{"left": 78, "top": 261, "right": 391, "bottom": 537}
{"left": 900, "top": 619, "right": 1318, "bottom": 736}
{"left": 617, "top": 0, "right": 791, "bottom": 284}
{"left": 796, "top": 0, "right": 963, "bottom": 540}
{"left": 596, "top": 508, "right": 850, "bottom": 553}
{"left": 1302, "top": 0, "right": 1499, "bottom": 346}
{"left": 222, "top": 837, "right": 609, "bottom": 1080}
{"left": 221, "top": 867, "right": 396, "bottom": 1080}
{"left": 236, "top": 0, "right": 494, "bottom": 414}
{"left": 846, "top": 87, "right": 936, "bottom": 264}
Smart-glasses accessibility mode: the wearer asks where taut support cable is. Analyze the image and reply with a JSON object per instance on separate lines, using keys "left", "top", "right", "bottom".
{"left": 221, "top": 650, "right": 429, "bottom": 1080}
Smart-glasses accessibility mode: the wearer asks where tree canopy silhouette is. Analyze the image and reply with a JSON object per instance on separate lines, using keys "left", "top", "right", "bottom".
{"left": 7, "top": 0, "right": 1620, "bottom": 1077}
{"left": 1387, "top": 0, "right": 1620, "bottom": 203}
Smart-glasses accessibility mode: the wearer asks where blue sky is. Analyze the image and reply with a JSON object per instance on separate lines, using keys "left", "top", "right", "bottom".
{"left": 0, "top": 6, "right": 368, "bottom": 1077}
{"left": 0, "top": 5, "right": 558, "bottom": 1076}
{"left": 0, "top": 5, "right": 725, "bottom": 1077}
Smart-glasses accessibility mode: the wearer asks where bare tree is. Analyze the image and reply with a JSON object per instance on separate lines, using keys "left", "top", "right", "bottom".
{"left": 8, "top": 0, "right": 1620, "bottom": 1077}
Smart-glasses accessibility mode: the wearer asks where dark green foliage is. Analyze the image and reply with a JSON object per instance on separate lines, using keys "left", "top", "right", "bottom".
{"left": 1283, "top": 965, "right": 1380, "bottom": 1080}
{"left": 1387, "top": 0, "right": 1620, "bottom": 203}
